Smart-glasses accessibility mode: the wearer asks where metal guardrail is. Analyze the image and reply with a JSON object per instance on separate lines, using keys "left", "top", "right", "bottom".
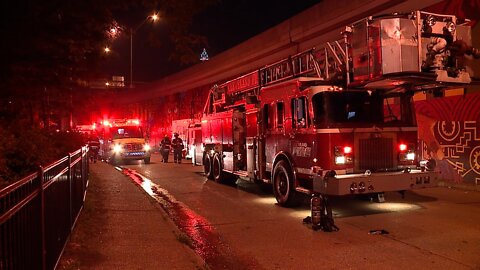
{"left": 0, "top": 146, "right": 90, "bottom": 270}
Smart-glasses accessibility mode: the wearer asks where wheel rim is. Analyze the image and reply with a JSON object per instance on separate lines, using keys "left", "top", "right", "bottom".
{"left": 277, "top": 170, "right": 289, "bottom": 197}
{"left": 213, "top": 156, "right": 220, "bottom": 179}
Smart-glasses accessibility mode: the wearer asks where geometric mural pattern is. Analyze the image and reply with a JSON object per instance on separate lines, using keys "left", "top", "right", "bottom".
{"left": 433, "top": 121, "right": 480, "bottom": 183}
{"left": 416, "top": 93, "right": 480, "bottom": 184}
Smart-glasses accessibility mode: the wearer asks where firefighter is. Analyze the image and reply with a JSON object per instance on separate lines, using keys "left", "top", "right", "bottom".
{"left": 88, "top": 136, "right": 100, "bottom": 163}
{"left": 172, "top": 132, "right": 184, "bottom": 164}
{"left": 160, "top": 134, "right": 171, "bottom": 163}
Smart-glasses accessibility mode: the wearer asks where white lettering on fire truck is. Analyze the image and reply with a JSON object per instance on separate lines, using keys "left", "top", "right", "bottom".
{"left": 293, "top": 142, "right": 311, "bottom": 157}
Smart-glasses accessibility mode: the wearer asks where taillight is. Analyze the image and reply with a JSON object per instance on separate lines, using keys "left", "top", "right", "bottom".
{"left": 334, "top": 145, "right": 353, "bottom": 165}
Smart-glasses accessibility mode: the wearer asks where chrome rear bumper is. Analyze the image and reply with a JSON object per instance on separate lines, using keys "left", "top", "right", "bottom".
{"left": 313, "top": 169, "right": 438, "bottom": 195}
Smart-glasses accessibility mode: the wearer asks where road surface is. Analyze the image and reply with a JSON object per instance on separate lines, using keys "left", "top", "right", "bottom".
{"left": 119, "top": 153, "right": 480, "bottom": 270}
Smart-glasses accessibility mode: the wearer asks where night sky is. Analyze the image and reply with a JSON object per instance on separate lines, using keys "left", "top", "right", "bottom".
{"left": 101, "top": 0, "right": 320, "bottom": 83}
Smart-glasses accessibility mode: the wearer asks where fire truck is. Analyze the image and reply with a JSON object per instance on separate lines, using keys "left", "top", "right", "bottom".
{"left": 201, "top": 11, "right": 479, "bottom": 207}
{"left": 171, "top": 118, "right": 202, "bottom": 161}
{"left": 99, "top": 119, "right": 152, "bottom": 164}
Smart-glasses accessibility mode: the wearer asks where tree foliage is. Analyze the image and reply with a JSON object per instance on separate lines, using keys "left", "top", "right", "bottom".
{"left": 1, "top": 0, "right": 216, "bottom": 103}
{"left": 0, "top": 0, "right": 216, "bottom": 184}
{"left": 0, "top": 122, "right": 85, "bottom": 186}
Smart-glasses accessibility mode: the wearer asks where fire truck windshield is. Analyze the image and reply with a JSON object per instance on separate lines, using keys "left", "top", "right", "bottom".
{"left": 112, "top": 126, "right": 143, "bottom": 139}
{"left": 312, "top": 91, "right": 416, "bottom": 128}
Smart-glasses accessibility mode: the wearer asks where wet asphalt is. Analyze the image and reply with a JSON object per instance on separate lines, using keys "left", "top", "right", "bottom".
{"left": 57, "top": 159, "right": 206, "bottom": 270}
{"left": 58, "top": 153, "right": 480, "bottom": 269}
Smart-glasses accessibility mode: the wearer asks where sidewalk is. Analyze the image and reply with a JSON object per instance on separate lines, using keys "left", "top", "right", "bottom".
{"left": 57, "top": 161, "right": 206, "bottom": 270}
{"left": 437, "top": 180, "right": 480, "bottom": 192}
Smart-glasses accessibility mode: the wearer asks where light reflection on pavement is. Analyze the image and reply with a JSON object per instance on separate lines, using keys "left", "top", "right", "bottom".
{"left": 120, "top": 167, "right": 263, "bottom": 270}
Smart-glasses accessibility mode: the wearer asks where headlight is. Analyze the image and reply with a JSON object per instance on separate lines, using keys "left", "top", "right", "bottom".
{"left": 399, "top": 151, "right": 415, "bottom": 162}
{"left": 406, "top": 152, "right": 415, "bottom": 161}
{"left": 113, "top": 144, "right": 122, "bottom": 153}
{"left": 334, "top": 145, "right": 353, "bottom": 165}
{"left": 335, "top": 156, "right": 346, "bottom": 165}
{"left": 398, "top": 143, "right": 415, "bottom": 162}
{"left": 144, "top": 144, "right": 151, "bottom": 151}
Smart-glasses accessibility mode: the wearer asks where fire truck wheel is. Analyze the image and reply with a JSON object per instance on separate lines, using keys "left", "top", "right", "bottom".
{"left": 204, "top": 154, "right": 214, "bottom": 179}
{"left": 213, "top": 154, "right": 237, "bottom": 184}
{"left": 213, "top": 154, "right": 223, "bottom": 182}
{"left": 273, "top": 160, "right": 301, "bottom": 207}
{"left": 109, "top": 157, "right": 117, "bottom": 165}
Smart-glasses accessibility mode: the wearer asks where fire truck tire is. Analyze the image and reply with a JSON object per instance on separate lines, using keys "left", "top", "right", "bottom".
{"left": 204, "top": 154, "right": 214, "bottom": 179}
{"left": 273, "top": 160, "right": 301, "bottom": 207}
{"left": 109, "top": 157, "right": 117, "bottom": 165}
{"left": 213, "top": 154, "right": 223, "bottom": 182}
{"left": 213, "top": 154, "right": 237, "bottom": 184}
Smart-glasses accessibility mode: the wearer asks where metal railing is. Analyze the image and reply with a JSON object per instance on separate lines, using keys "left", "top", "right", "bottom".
{"left": 0, "top": 146, "right": 90, "bottom": 270}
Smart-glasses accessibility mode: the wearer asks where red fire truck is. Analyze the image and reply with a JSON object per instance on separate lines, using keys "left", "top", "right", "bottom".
{"left": 201, "top": 11, "right": 478, "bottom": 207}
{"left": 171, "top": 118, "right": 202, "bottom": 162}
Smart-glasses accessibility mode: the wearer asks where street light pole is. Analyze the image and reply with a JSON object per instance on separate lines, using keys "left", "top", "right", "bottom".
{"left": 130, "top": 28, "right": 133, "bottom": 88}
{"left": 129, "top": 13, "right": 159, "bottom": 88}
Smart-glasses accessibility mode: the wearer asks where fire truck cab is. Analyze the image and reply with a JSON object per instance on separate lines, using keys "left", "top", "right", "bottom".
{"left": 100, "top": 119, "right": 152, "bottom": 164}
{"left": 201, "top": 11, "right": 478, "bottom": 207}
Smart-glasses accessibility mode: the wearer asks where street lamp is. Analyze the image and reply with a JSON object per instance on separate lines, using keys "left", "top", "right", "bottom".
{"left": 107, "top": 12, "right": 159, "bottom": 88}
{"left": 129, "top": 13, "right": 159, "bottom": 88}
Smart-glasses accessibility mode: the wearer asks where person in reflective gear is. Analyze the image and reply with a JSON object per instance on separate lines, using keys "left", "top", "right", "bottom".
{"left": 88, "top": 137, "right": 100, "bottom": 163}
{"left": 160, "top": 134, "right": 171, "bottom": 163}
{"left": 172, "top": 132, "right": 183, "bottom": 164}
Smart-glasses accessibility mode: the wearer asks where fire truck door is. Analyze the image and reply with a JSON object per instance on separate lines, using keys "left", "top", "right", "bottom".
{"left": 245, "top": 109, "right": 259, "bottom": 178}
{"left": 289, "top": 97, "right": 312, "bottom": 168}
{"left": 233, "top": 110, "right": 247, "bottom": 171}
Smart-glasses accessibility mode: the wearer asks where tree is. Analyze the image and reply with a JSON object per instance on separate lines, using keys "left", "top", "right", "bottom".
{"left": 0, "top": 0, "right": 216, "bottom": 183}
{"left": 0, "top": 0, "right": 216, "bottom": 127}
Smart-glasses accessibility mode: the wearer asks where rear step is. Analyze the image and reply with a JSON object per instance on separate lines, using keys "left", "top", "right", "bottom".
{"left": 296, "top": 187, "right": 312, "bottom": 195}
{"left": 234, "top": 170, "right": 249, "bottom": 177}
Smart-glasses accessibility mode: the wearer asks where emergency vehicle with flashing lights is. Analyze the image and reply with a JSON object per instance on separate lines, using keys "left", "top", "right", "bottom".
{"left": 99, "top": 119, "right": 152, "bottom": 164}
{"left": 171, "top": 118, "right": 202, "bottom": 162}
{"left": 200, "top": 11, "right": 479, "bottom": 207}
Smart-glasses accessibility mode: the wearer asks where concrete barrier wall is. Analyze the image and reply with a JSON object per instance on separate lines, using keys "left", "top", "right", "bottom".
{"left": 121, "top": 0, "right": 441, "bottom": 102}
